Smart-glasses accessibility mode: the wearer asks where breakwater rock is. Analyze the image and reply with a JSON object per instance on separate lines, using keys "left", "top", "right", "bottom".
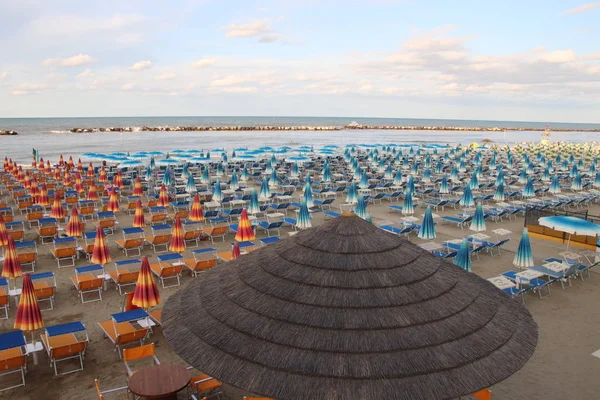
{"left": 0, "top": 130, "right": 18, "bottom": 135}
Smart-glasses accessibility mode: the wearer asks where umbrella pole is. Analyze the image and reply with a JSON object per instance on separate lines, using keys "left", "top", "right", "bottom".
{"left": 30, "top": 331, "right": 39, "bottom": 365}
{"left": 567, "top": 234, "right": 572, "bottom": 250}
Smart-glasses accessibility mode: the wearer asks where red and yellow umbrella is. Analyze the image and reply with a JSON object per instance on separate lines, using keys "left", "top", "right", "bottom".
{"left": 77, "top": 158, "right": 83, "bottom": 174}
{"left": 133, "top": 199, "right": 146, "bottom": 228}
{"left": 67, "top": 156, "right": 75, "bottom": 169}
{"left": 4, "top": 157, "right": 9, "bottom": 172}
{"left": 44, "top": 160, "right": 51, "bottom": 175}
{"left": 14, "top": 274, "right": 44, "bottom": 332}
{"left": 31, "top": 156, "right": 37, "bottom": 168}
{"left": 16, "top": 167, "right": 24, "bottom": 184}
{"left": 107, "top": 188, "right": 120, "bottom": 212}
{"left": 38, "top": 157, "right": 45, "bottom": 170}
{"left": 169, "top": 217, "right": 185, "bottom": 252}
{"left": 91, "top": 225, "right": 111, "bottom": 265}
{"left": 58, "top": 154, "right": 64, "bottom": 166}
{"left": 231, "top": 242, "right": 241, "bottom": 260}
{"left": 157, "top": 184, "right": 169, "bottom": 207}
{"left": 0, "top": 215, "right": 9, "bottom": 248}
{"left": 66, "top": 206, "right": 83, "bottom": 237}
{"left": 2, "top": 236, "right": 22, "bottom": 279}
{"left": 189, "top": 194, "right": 204, "bottom": 222}
{"left": 133, "top": 177, "right": 144, "bottom": 197}
{"left": 98, "top": 166, "right": 108, "bottom": 183}
{"left": 50, "top": 196, "right": 66, "bottom": 220}
{"left": 29, "top": 178, "right": 40, "bottom": 201}
{"left": 53, "top": 166, "right": 61, "bottom": 181}
{"left": 74, "top": 174, "right": 85, "bottom": 193}
{"left": 37, "top": 183, "right": 50, "bottom": 207}
{"left": 23, "top": 171, "right": 31, "bottom": 188}
{"left": 131, "top": 257, "right": 160, "bottom": 309}
{"left": 87, "top": 162, "right": 95, "bottom": 178}
{"left": 63, "top": 170, "right": 72, "bottom": 187}
{"left": 87, "top": 184, "right": 99, "bottom": 201}
{"left": 113, "top": 171, "right": 124, "bottom": 189}
{"left": 235, "top": 209, "right": 255, "bottom": 242}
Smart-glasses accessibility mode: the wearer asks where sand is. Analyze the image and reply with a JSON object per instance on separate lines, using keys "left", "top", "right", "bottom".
{"left": 1, "top": 186, "right": 600, "bottom": 400}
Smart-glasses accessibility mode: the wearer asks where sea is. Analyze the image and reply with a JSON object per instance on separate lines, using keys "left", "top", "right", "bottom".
{"left": 1, "top": 116, "right": 599, "bottom": 163}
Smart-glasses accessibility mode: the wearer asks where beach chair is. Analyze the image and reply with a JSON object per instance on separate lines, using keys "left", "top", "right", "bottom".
{"left": 122, "top": 343, "right": 160, "bottom": 376}
{"left": 30, "top": 272, "right": 56, "bottom": 310}
{"left": 182, "top": 222, "right": 202, "bottom": 248}
{"left": 115, "top": 227, "right": 145, "bottom": 257}
{"left": 440, "top": 215, "right": 472, "bottom": 230}
{"left": 221, "top": 208, "right": 243, "bottom": 222}
{"left": 94, "top": 211, "right": 117, "bottom": 235}
{"left": 40, "top": 322, "right": 88, "bottom": 375}
{"left": 94, "top": 378, "right": 129, "bottom": 400}
{"left": 124, "top": 196, "right": 140, "bottom": 214}
{"left": 268, "top": 203, "right": 291, "bottom": 215}
{"left": 168, "top": 209, "right": 189, "bottom": 222}
{"left": 5, "top": 222, "right": 24, "bottom": 242}
{"left": 323, "top": 210, "right": 341, "bottom": 220}
{"left": 482, "top": 238, "right": 510, "bottom": 256}
{"left": 184, "top": 248, "right": 218, "bottom": 277}
{"left": 0, "top": 330, "right": 27, "bottom": 392}
{"left": 151, "top": 253, "right": 184, "bottom": 288}
{"left": 502, "top": 270, "right": 551, "bottom": 299}
{"left": 424, "top": 199, "right": 449, "bottom": 211}
{"left": 50, "top": 237, "right": 78, "bottom": 268}
{"left": 148, "top": 206, "right": 168, "bottom": 226}
{"left": 259, "top": 237, "right": 281, "bottom": 246}
{"left": 144, "top": 224, "right": 172, "bottom": 253}
{"left": 98, "top": 309, "right": 150, "bottom": 358}
{"left": 0, "top": 278, "right": 9, "bottom": 319}
{"left": 189, "top": 373, "right": 223, "bottom": 399}
{"left": 78, "top": 205, "right": 96, "bottom": 221}
{"left": 109, "top": 259, "right": 142, "bottom": 295}
{"left": 71, "top": 264, "right": 105, "bottom": 303}
{"left": 35, "top": 217, "right": 59, "bottom": 243}
{"left": 15, "top": 241, "right": 37, "bottom": 273}
{"left": 379, "top": 225, "right": 415, "bottom": 238}
{"left": 433, "top": 250, "right": 458, "bottom": 259}
{"left": 201, "top": 226, "right": 228, "bottom": 243}
{"left": 258, "top": 221, "right": 283, "bottom": 237}
{"left": 388, "top": 205, "right": 403, "bottom": 213}
{"left": 26, "top": 208, "right": 44, "bottom": 228}
{"left": 313, "top": 198, "right": 335, "bottom": 211}
{"left": 82, "top": 231, "right": 97, "bottom": 260}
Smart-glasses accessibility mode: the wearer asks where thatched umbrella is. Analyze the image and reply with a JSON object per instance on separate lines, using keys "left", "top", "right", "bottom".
{"left": 163, "top": 213, "right": 537, "bottom": 400}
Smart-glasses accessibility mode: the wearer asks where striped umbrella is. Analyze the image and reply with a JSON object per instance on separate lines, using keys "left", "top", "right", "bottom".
{"left": 460, "top": 186, "right": 475, "bottom": 207}
{"left": 133, "top": 199, "right": 146, "bottom": 228}
{"left": 114, "top": 171, "right": 124, "bottom": 189}
{"left": 418, "top": 206, "right": 436, "bottom": 239}
{"left": 303, "top": 182, "right": 314, "bottom": 208}
{"left": 37, "top": 184, "right": 50, "bottom": 207}
{"left": 158, "top": 184, "right": 170, "bottom": 207}
{"left": 29, "top": 179, "right": 39, "bottom": 201}
{"left": 212, "top": 180, "right": 223, "bottom": 203}
{"left": 132, "top": 257, "right": 161, "bottom": 309}
{"left": 322, "top": 161, "right": 332, "bottom": 183}
{"left": 145, "top": 165, "right": 153, "bottom": 181}
{"left": 14, "top": 274, "right": 44, "bottom": 332}
{"left": 162, "top": 169, "right": 173, "bottom": 186}
{"left": 522, "top": 177, "right": 535, "bottom": 198}
{"left": 68, "top": 156, "right": 74, "bottom": 169}
{"left": 594, "top": 172, "right": 600, "bottom": 188}
{"left": 346, "top": 182, "right": 358, "bottom": 204}
{"left": 66, "top": 206, "right": 83, "bottom": 237}
{"left": 354, "top": 196, "right": 368, "bottom": 219}
{"left": 402, "top": 190, "right": 414, "bottom": 215}
{"left": 297, "top": 201, "right": 312, "bottom": 230}
{"left": 50, "top": 196, "right": 66, "bottom": 220}
{"left": 186, "top": 174, "right": 196, "bottom": 194}
{"left": 133, "top": 177, "right": 144, "bottom": 197}
{"left": 0, "top": 215, "right": 9, "bottom": 249}
{"left": 231, "top": 243, "right": 241, "bottom": 260}
{"left": 259, "top": 177, "right": 271, "bottom": 201}
{"left": 359, "top": 170, "right": 369, "bottom": 189}
{"left": 169, "top": 217, "right": 185, "bottom": 252}
{"left": 513, "top": 228, "right": 534, "bottom": 268}
{"left": 107, "top": 188, "right": 120, "bottom": 212}
{"left": 2, "top": 236, "right": 22, "bottom": 279}
{"left": 453, "top": 239, "right": 472, "bottom": 272}
{"left": 98, "top": 166, "right": 108, "bottom": 183}
{"left": 241, "top": 165, "right": 250, "bottom": 181}
{"left": 269, "top": 169, "right": 279, "bottom": 188}
{"left": 468, "top": 173, "right": 479, "bottom": 190}
{"left": 470, "top": 203, "right": 486, "bottom": 232}
{"left": 189, "top": 194, "right": 204, "bottom": 222}
{"left": 493, "top": 183, "right": 505, "bottom": 201}
{"left": 74, "top": 174, "right": 85, "bottom": 193}
{"left": 87, "top": 162, "right": 95, "bottom": 178}
{"left": 87, "top": 184, "right": 99, "bottom": 201}
{"left": 393, "top": 169, "right": 402, "bottom": 186}
{"left": 91, "top": 225, "right": 111, "bottom": 265}
{"left": 571, "top": 172, "right": 582, "bottom": 191}
{"left": 230, "top": 173, "right": 239, "bottom": 191}
{"left": 439, "top": 175, "right": 449, "bottom": 194}
{"left": 248, "top": 190, "right": 260, "bottom": 215}
{"left": 201, "top": 168, "right": 210, "bottom": 184}
{"left": 549, "top": 175, "right": 561, "bottom": 194}
{"left": 406, "top": 175, "right": 415, "bottom": 196}
{"left": 235, "top": 209, "right": 255, "bottom": 242}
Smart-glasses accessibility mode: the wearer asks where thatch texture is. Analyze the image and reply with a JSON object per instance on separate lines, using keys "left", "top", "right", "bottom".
{"left": 163, "top": 214, "right": 537, "bottom": 400}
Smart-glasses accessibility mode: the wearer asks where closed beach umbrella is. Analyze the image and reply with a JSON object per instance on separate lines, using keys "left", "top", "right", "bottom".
{"left": 518, "top": 170, "right": 527, "bottom": 185}
{"left": 248, "top": 190, "right": 260, "bottom": 215}
{"left": 162, "top": 169, "right": 173, "bottom": 186}
{"left": 393, "top": 169, "right": 402, "bottom": 186}
{"left": 132, "top": 257, "right": 161, "bottom": 309}
{"left": 66, "top": 206, "right": 83, "bottom": 237}
{"left": 359, "top": 170, "right": 369, "bottom": 189}
{"left": 189, "top": 194, "right": 204, "bottom": 222}
{"left": 322, "top": 161, "right": 332, "bottom": 183}
{"left": 145, "top": 165, "right": 153, "bottom": 181}
{"left": 493, "top": 183, "right": 505, "bottom": 201}
{"left": 549, "top": 175, "right": 561, "bottom": 194}
{"left": 0, "top": 215, "right": 9, "bottom": 250}
{"left": 594, "top": 172, "right": 600, "bottom": 188}
{"left": 87, "top": 184, "right": 99, "bottom": 201}
{"left": 303, "top": 182, "right": 315, "bottom": 208}
{"left": 439, "top": 175, "right": 449, "bottom": 194}
{"left": 470, "top": 203, "right": 486, "bottom": 232}
{"left": 241, "top": 165, "right": 250, "bottom": 181}
{"left": 513, "top": 228, "right": 534, "bottom": 268}
{"left": 259, "top": 178, "right": 271, "bottom": 201}
{"left": 201, "top": 168, "right": 210, "bottom": 184}
{"left": 113, "top": 170, "right": 124, "bottom": 189}
{"left": 98, "top": 166, "right": 108, "bottom": 183}
{"left": 451, "top": 165, "right": 459, "bottom": 181}
{"left": 107, "top": 188, "right": 120, "bottom": 212}
{"left": 74, "top": 174, "right": 84, "bottom": 193}
{"left": 346, "top": 182, "right": 358, "bottom": 204}
{"left": 230, "top": 173, "right": 239, "bottom": 191}
{"left": 37, "top": 184, "right": 50, "bottom": 207}
{"left": 87, "top": 162, "right": 94, "bottom": 178}
{"left": 2, "top": 236, "right": 22, "bottom": 280}
{"left": 522, "top": 177, "right": 535, "bottom": 198}
{"left": 186, "top": 174, "right": 196, "bottom": 194}
{"left": 406, "top": 175, "right": 415, "bottom": 195}
{"left": 133, "top": 199, "right": 146, "bottom": 228}
{"left": 91, "top": 225, "right": 111, "bottom": 265}
{"left": 468, "top": 173, "right": 478, "bottom": 190}
{"left": 297, "top": 201, "right": 312, "bottom": 230}
{"left": 454, "top": 239, "right": 472, "bottom": 272}
{"left": 495, "top": 168, "right": 504, "bottom": 187}
{"left": 50, "top": 196, "right": 66, "bottom": 220}
{"left": 231, "top": 242, "right": 241, "bottom": 260}
{"left": 269, "top": 169, "right": 279, "bottom": 188}
{"left": 235, "top": 209, "right": 255, "bottom": 242}
{"left": 423, "top": 168, "right": 431, "bottom": 183}
{"left": 384, "top": 165, "right": 393, "bottom": 180}
{"left": 14, "top": 274, "right": 44, "bottom": 332}
{"left": 402, "top": 190, "right": 414, "bottom": 215}
{"left": 29, "top": 179, "right": 39, "bottom": 201}
{"left": 571, "top": 172, "right": 582, "bottom": 191}
{"left": 133, "top": 177, "right": 144, "bottom": 197}
{"left": 158, "top": 184, "right": 170, "bottom": 207}
{"left": 354, "top": 196, "right": 368, "bottom": 219}
{"left": 460, "top": 186, "right": 475, "bottom": 207}
{"left": 169, "top": 217, "right": 185, "bottom": 253}
{"left": 418, "top": 206, "right": 436, "bottom": 239}
{"left": 212, "top": 180, "right": 223, "bottom": 203}
{"left": 290, "top": 163, "right": 299, "bottom": 178}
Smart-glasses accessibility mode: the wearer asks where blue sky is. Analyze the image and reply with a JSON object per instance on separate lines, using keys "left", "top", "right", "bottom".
{"left": 0, "top": 0, "right": 599, "bottom": 122}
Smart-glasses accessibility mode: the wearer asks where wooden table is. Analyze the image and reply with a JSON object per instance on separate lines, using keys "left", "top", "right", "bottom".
{"left": 128, "top": 363, "right": 189, "bottom": 399}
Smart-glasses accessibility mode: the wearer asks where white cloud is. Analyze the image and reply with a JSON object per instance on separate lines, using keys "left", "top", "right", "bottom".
{"left": 129, "top": 60, "right": 152, "bottom": 71}
{"left": 562, "top": 2, "right": 600, "bottom": 15}
{"left": 208, "top": 86, "right": 258, "bottom": 94}
{"left": 155, "top": 73, "right": 176, "bottom": 80}
{"left": 11, "top": 83, "right": 49, "bottom": 96}
{"left": 534, "top": 50, "right": 577, "bottom": 63}
{"left": 192, "top": 58, "right": 217, "bottom": 68}
{"left": 222, "top": 20, "right": 271, "bottom": 38}
{"left": 27, "top": 14, "right": 147, "bottom": 37}
{"left": 0, "top": 72, "right": 7, "bottom": 80}
{"left": 42, "top": 54, "right": 95, "bottom": 67}
{"left": 76, "top": 69, "right": 94, "bottom": 79}
{"left": 121, "top": 83, "right": 135, "bottom": 90}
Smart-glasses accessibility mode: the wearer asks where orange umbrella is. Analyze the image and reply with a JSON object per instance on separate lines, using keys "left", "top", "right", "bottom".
{"left": 107, "top": 188, "right": 120, "bottom": 212}
{"left": 235, "top": 209, "right": 256, "bottom": 242}
{"left": 66, "top": 206, "right": 83, "bottom": 237}
{"left": 169, "top": 217, "right": 185, "bottom": 252}
{"left": 231, "top": 242, "right": 241, "bottom": 260}
{"left": 157, "top": 184, "right": 169, "bottom": 207}
{"left": 58, "top": 154, "right": 64, "bottom": 166}
{"left": 87, "top": 162, "right": 95, "bottom": 178}
{"left": 74, "top": 174, "right": 85, "bottom": 193}
{"left": 37, "top": 183, "right": 50, "bottom": 207}
{"left": 68, "top": 156, "right": 74, "bottom": 169}
{"left": 131, "top": 257, "right": 160, "bottom": 309}
{"left": 31, "top": 156, "right": 37, "bottom": 168}
{"left": 0, "top": 215, "right": 9, "bottom": 248}
{"left": 98, "top": 166, "right": 108, "bottom": 183}
{"left": 77, "top": 158, "right": 83, "bottom": 174}
{"left": 133, "top": 199, "right": 146, "bottom": 228}
{"left": 114, "top": 171, "right": 124, "bottom": 189}
{"left": 2, "top": 236, "right": 22, "bottom": 279}
{"left": 14, "top": 274, "right": 44, "bottom": 332}
{"left": 189, "top": 194, "right": 204, "bottom": 222}
{"left": 50, "top": 196, "right": 66, "bottom": 220}
{"left": 53, "top": 166, "right": 61, "bottom": 180}
{"left": 63, "top": 170, "right": 71, "bottom": 187}
{"left": 133, "top": 177, "right": 144, "bottom": 197}
{"left": 91, "top": 225, "right": 111, "bottom": 265}
{"left": 22, "top": 171, "right": 30, "bottom": 188}
{"left": 29, "top": 178, "right": 39, "bottom": 201}
{"left": 45, "top": 160, "right": 51, "bottom": 175}
{"left": 38, "top": 157, "right": 44, "bottom": 170}
{"left": 87, "top": 184, "right": 99, "bottom": 201}
{"left": 3, "top": 157, "right": 8, "bottom": 172}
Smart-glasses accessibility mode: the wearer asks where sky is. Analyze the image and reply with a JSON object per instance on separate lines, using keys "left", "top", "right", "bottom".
{"left": 0, "top": 0, "right": 599, "bottom": 122}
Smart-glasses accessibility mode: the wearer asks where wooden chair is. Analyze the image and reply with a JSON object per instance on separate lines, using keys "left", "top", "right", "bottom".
{"left": 122, "top": 343, "right": 160, "bottom": 376}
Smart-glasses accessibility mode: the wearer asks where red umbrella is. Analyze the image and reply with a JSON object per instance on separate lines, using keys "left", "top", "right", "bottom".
{"left": 157, "top": 184, "right": 169, "bottom": 207}
{"left": 68, "top": 156, "right": 74, "bottom": 169}
{"left": 3, "top": 157, "right": 8, "bottom": 172}
{"left": 2, "top": 236, "right": 22, "bottom": 280}
{"left": 53, "top": 166, "right": 61, "bottom": 181}
{"left": 37, "top": 184, "right": 50, "bottom": 207}
{"left": 169, "top": 217, "right": 185, "bottom": 252}
{"left": 29, "top": 178, "right": 40, "bottom": 201}
{"left": 77, "top": 158, "right": 83, "bottom": 174}
{"left": 133, "top": 177, "right": 144, "bottom": 197}
{"left": 66, "top": 206, "right": 83, "bottom": 237}
{"left": 131, "top": 257, "right": 161, "bottom": 309}
{"left": 231, "top": 242, "right": 241, "bottom": 260}
{"left": 235, "top": 209, "right": 256, "bottom": 242}
{"left": 133, "top": 199, "right": 146, "bottom": 228}
{"left": 87, "top": 184, "right": 99, "bottom": 201}
{"left": 22, "top": 170, "right": 30, "bottom": 188}
{"left": 107, "top": 188, "right": 120, "bottom": 212}
{"left": 74, "top": 174, "right": 85, "bottom": 193}
{"left": 91, "top": 225, "right": 111, "bottom": 265}
{"left": 44, "top": 160, "right": 51, "bottom": 175}
{"left": 114, "top": 171, "right": 124, "bottom": 189}
{"left": 0, "top": 215, "right": 9, "bottom": 249}
{"left": 14, "top": 274, "right": 44, "bottom": 332}
{"left": 189, "top": 194, "right": 204, "bottom": 222}
{"left": 38, "top": 157, "right": 44, "bottom": 170}
{"left": 50, "top": 196, "right": 66, "bottom": 220}
{"left": 58, "top": 154, "right": 64, "bottom": 166}
{"left": 31, "top": 155, "right": 37, "bottom": 168}
{"left": 87, "top": 162, "right": 95, "bottom": 177}
{"left": 98, "top": 166, "right": 108, "bottom": 183}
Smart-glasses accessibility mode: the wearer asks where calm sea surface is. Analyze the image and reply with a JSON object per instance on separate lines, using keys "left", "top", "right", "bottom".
{"left": 1, "top": 116, "right": 599, "bottom": 162}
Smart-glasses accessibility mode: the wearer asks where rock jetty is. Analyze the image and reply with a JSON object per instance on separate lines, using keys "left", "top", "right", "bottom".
{"left": 0, "top": 130, "right": 18, "bottom": 135}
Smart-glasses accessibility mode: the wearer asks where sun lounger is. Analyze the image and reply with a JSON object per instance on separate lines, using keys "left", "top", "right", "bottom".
{"left": 93, "top": 211, "right": 117, "bottom": 235}
{"left": 388, "top": 205, "right": 403, "bottom": 213}
{"left": 502, "top": 270, "right": 551, "bottom": 299}
{"left": 115, "top": 227, "right": 145, "bottom": 257}
{"left": 40, "top": 321, "right": 88, "bottom": 375}
{"left": 324, "top": 211, "right": 340, "bottom": 220}
{"left": 15, "top": 241, "right": 37, "bottom": 273}
{"left": 123, "top": 343, "right": 160, "bottom": 376}
{"left": 0, "top": 330, "right": 27, "bottom": 392}
{"left": 71, "top": 264, "right": 105, "bottom": 303}
{"left": 108, "top": 259, "right": 142, "bottom": 295}
{"left": 201, "top": 226, "right": 228, "bottom": 243}
{"left": 182, "top": 222, "right": 202, "bottom": 248}
{"left": 98, "top": 309, "right": 150, "bottom": 358}
{"left": 0, "top": 278, "right": 9, "bottom": 319}
{"left": 440, "top": 215, "right": 472, "bottom": 229}
{"left": 151, "top": 253, "right": 184, "bottom": 288}
{"left": 432, "top": 250, "right": 458, "bottom": 259}
{"left": 183, "top": 251, "right": 218, "bottom": 277}
{"left": 258, "top": 221, "right": 283, "bottom": 237}
{"left": 30, "top": 272, "right": 56, "bottom": 310}
{"left": 144, "top": 224, "right": 172, "bottom": 253}
{"left": 50, "top": 237, "right": 77, "bottom": 268}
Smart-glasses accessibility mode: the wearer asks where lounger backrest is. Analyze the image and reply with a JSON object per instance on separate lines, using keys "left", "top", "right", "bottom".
{"left": 80, "top": 206, "right": 95, "bottom": 215}
{"left": 117, "top": 271, "right": 139, "bottom": 284}
{"left": 39, "top": 226, "right": 58, "bottom": 236}
{"left": 152, "top": 235, "right": 171, "bottom": 244}
{"left": 18, "top": 252, "right": 36, "bottom": 264}
{"left": 99, "top": 219, "right": 115, "bottom": 228}
{"left": 0, "top": 291, "right": 8, "bottom": 306}
{"left": 79, "top": 278, "right": 104, "bottom": 291}
{"left": 51, "top": 341, "right": 86, "bottom": 359}
{"left": 174, "top": 210, "right": 189, "bottom": 218}
{"left": 123, "top": 343, "right": 155, "bottom": 362}
{"left": 193, "top": 259, "right": 217, "bottom": 271}
{"left": 117, "top": 328, "right": 149, "bottom": 345}
{"left": 160, "top": 265, "right": 183, "bottom": 277}
{"left": 35, "top": 286, "right": 55, "bottom": 299}
{"left": 27, "top": 211, "right": 44, "bottom": 221}
{"left": 55, "top": 247, "right": 76, "bottom": 257}
{"left": 124, "top": 238, "right": 144, "bottom": 248}
{"left": 212, "top": 226, "right": 228, "bottom": 235}
{"left": 184, "top": 230, "right": 201, "bottom": 239}
{"left": 8, "top": 230, "right": 24, "bottom": 241}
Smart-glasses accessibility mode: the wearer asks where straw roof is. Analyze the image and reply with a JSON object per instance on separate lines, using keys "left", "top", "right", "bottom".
{"left": 163, "top": 214, "right": 537, "bottom": 400}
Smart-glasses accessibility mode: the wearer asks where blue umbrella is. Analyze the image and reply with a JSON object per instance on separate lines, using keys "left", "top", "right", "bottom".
{"left": 259, "top": 177, "right": 271, "bottom": 201}
{"left": 346, "top": 182, "right": 358, "bottom": 204}
{"left": 241, "top": 165, "right": 249, "bottom": 181}
{"left": 418, "top": 206, "right": 436, "bottom": 239}
{"left": 468, "top": 173, "right": 479, "bottom": 190}
{"left": 570, "top": 164, "right": 578, "bottom": 179}
{"left": 406, "top": 175, "right": 415, "bottom": 196}
{"left": 460, "top": 186, "right": 475, "bottom": 207}
{"left": 216, "top": 162, "right": 225, "bottom": 176}
{"left": 513, "top": 228, "right": 534, "bottom": 268}
{"left": 439, "top": 175, "right": 449, "bottom": 194}
{"left": 157, "top": 159, "right": 179, "bottom": 166}
{"left": 162, "top": 169, "right": 173, "bottom": 186}
{"left": 248, "top": 189, "right": 260, "bottom": 214}
{"left": 212, "top": 179, "right": 223, "bottom": 202}
{"left": 291, "top": 163, "right": 300, "bottom": 178}
{"left": 571, "top": 172, "right": 582, "bottom": 191}
{"left": 402, "top": 190, "right": 414, "bottom": 215}
{"left": 539, "top": 216, "right": 600, "bottom": 248}
{"left": 454, "top": 239, "right": 472, "bottom": 272}
{"left": 384, "top": 165, "right": 393, "bottom": 180}
{"left": 359, "top": 170, "right": 369, "bottom": 189}
{"left": 523, "top": 177, "right": 535, "bottom": 198}
{"left": 182, "top": 163, "right": 190, "bottom": 179}
{"left": 594, "top": 172, "right": 600, "bottom": 188}
{"left": 269, "top": 169, "right": 279, "bottom": 188}
{"left": 230, "top": 173, "right": 239, "bottom": 191}
{"left": 149, "top": 157, "right": 156, "bottom": 169}
{"left": 493, "top": 183, "right": 505, "bottom": 201}
{"left": 185, "top": 174, "right": 196, "bottom": 193}
{"left": 549, "top": 175, "right": 561, "bottom": 194}
{"left": 470, "top": 203, "right": 486, "bottom": 232}
{"left": 118, "top": 160, "right": 145, "bottom": 169}
{"left": 322, "top": 161, "right": 332, "bottom": 183}
{"left": 423, "top": 168, "right": 432, "bottom": 183}
{"left": 393, "top": 169, "right": 403, "bottom": 186}
{"left": 297, "top": 201, "right": 312, "bottom": 229}
{"left": 144, "top": 165, "right": 153, "bottom": 181}
{"left": 354, "top": 196, "right": 368, "bottom": 219}
{"left": 303, "top": 182, "right": 314, "bottom": 208}
{"left": 201, "top": 167, "right": 210, "bottom": 184}
{"left": 451, "top": 165, "right": 459, "bottom": 181}
{"left": 518, "top": 170, "right": 528, "bottom": 185}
